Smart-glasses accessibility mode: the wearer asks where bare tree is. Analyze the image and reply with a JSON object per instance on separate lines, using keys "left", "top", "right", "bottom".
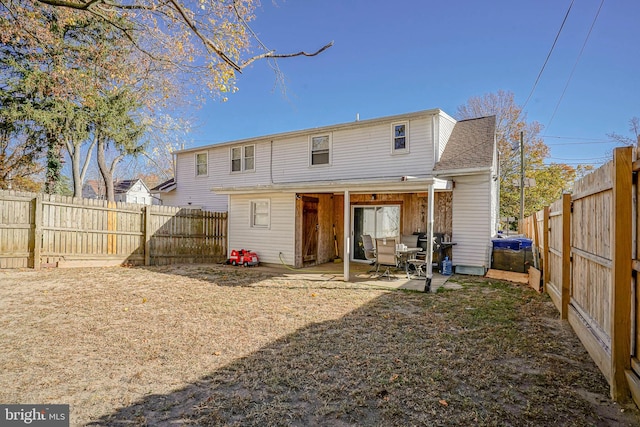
{"left": 608, "top": 117, "right": 640, "bottom": 146}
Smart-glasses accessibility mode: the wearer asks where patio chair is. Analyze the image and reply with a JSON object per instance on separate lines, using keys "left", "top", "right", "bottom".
{"left": 361, "top": 234, "right": 377, "bottom": 271}
{"left": 407, "top": 256, "right": 427, "bottom": 278}
{"left": 375, "top": 238, "right": 397, "bottom": 280}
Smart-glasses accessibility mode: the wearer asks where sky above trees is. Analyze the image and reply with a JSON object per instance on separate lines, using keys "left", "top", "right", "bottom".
{"left": 191, "top": 0, "right": 638, "bottom": 169}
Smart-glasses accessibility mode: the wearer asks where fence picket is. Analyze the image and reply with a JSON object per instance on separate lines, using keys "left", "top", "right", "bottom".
{"left": 0, "top": 189, "right": 227, "bottom": 269}
{"left": 523, "top": 146, "right": 637, "bottom": 405}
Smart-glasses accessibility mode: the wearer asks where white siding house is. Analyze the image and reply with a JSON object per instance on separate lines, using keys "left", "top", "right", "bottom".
{"left": 157, "top": 109, "right": 498, "bottom": 277}
{"left": 84, "top": 179, "right": 155, "bottom": 205}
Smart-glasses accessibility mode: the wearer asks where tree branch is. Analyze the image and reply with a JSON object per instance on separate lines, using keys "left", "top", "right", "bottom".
{"left": 36, "top": 0, "right": 101, "bottom": 11}
{"left": 240, "top": 41, "right": 333, "bottom": 69}
{"left": 166, "top": 0, "right": 242, "bottom": 72}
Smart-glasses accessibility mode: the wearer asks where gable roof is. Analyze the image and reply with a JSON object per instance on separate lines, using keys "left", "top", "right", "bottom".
{"left": 151, "top": 177, "right": 176, "bottom": 193}
{"left": 433, "top": 116, "right": 496, "bottom": 173}
{"left": 113, "top": 179, "right": 150, "bottom": 194}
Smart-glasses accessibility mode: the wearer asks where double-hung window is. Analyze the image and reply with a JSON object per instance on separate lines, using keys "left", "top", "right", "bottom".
{"left": 231, "top": 145, "right": 255, "bottom": 173}
{"left": 392, "top": 122, "right": 409, "bottom": 153}
{"left": 251, "top": 199, "right": 270, "bottom": 228}
{"left": 310, "top": 135, "right": 330, "bottom": 166}
{"left": 195, "top": 152, "right": 208, "bottom": 176}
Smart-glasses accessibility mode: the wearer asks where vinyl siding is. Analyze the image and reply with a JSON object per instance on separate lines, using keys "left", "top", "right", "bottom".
{"left": 158, "top": 150, "right": 228, "bottom": 211}
{"left": 269, "top": 117, "right": 435, "bottom": 183}
{"left": 438, "top": 112, "right": 456, "bottom": 161}
{"left": 212, "top": 140, "right": 272, "bottom": 188}
{"left": 228, "top": 193, "right": 295, "bottom": 265}
{"left": 451, "top": 173, "right": 493, "bottom": 270}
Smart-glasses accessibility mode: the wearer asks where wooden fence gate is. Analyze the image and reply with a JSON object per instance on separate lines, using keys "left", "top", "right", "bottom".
{"left": 0, "top": 190, "right": 227, "bottom": 268}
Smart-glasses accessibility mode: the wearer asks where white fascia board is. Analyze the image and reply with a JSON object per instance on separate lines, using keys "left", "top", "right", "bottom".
{"left": 211, "top": 176, "right": 450, "bottom": 195}
{"left": 433, "top": 166, "right": 493, "bottom": 178}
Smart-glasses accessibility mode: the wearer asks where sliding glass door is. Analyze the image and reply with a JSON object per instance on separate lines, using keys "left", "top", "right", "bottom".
{"left": 352, "top": 205, "right": 400, "bottom": 261}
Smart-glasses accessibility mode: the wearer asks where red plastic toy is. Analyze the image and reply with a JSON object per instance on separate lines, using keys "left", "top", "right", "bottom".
{"left": 229, "top": 249, "right": 259, "bottom": 267}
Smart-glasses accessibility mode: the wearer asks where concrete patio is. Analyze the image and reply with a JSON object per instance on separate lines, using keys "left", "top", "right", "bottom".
{"left": 261, "top": 261, "right": 453, "bottom": 292}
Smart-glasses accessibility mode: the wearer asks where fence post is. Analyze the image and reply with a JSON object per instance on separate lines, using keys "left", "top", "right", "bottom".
{"left": 543, "top": 206, "right": 550, "bottom": 293}
{"left": 561, "top": 193, "right": 571, "bottom": 320}
{"left": 31, "top": 194, "right": 42, "bottom": 270}
{"left": 107, "top": 201, "right": 117, "bottom": 254}
{"left": 611, "top": 146, "right": 633, "bottom": 400}
{"left": 144, "top": 206, "right": 152, "bottom": 266}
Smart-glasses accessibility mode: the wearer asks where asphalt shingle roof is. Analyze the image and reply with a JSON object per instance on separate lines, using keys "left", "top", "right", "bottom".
{"left": 433, "top": 115, "right": 496, "bottom": 172}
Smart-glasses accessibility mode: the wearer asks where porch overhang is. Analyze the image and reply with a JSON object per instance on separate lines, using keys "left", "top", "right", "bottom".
{"left": 212, "top": 176, "right": 452, "bottom": 195}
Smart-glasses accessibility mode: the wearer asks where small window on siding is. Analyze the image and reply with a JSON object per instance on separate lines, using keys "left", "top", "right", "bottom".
{"left": 310, "top": 135, "right": 330, "bottom": 166}
{"left": 196, "top": 152, "right": 208, "bottom": 176}
{"left": 392, "top": 122, "right": 408, "bottom": 152}
{"left": 251, "top": 200, "right": 270, "bottom": 228}
{"left": 231, "top": 147, "right": 241, "bottom": 172}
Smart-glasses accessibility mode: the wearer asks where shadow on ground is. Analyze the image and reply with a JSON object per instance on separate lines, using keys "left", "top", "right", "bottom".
{"left": 89, "top": 278, "right": 639, "bottom": 426}
{"left": 139, "top": 261, "right": 437, "bottom": 292}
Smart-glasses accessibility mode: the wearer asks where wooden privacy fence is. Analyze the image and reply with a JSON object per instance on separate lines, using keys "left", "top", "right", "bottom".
{"left": 523, "top": 146, "right": 640, "bottom": 406}
{"left": 0, "top": 189, "right": 227, "bottom": 268}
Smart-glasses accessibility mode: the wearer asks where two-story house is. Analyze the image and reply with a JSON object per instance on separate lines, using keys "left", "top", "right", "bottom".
{"left": 155, "top": 109, "right": 498, "bottom": 278}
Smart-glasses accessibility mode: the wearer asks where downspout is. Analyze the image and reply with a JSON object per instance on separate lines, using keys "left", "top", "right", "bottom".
{"left": 425, "top": 183, "right": 435, "bottom": 292}
{"left": 270, "top": 140, "right": 274, "bottom": 184}
{"left": 343, "top": 189, "right": 350, "bottom": 281}
{"left": 432, "top": 114, "right": 438, "bottom": 165}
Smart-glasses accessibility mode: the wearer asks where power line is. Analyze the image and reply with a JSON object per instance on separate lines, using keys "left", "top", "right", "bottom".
{"left": 543, "top": 135, "right": 610, "bottom": 141}
{"left": 546, "top": 141, "right": 614, "bottom": 146}
{"left": 544, "top": 0, "right": 605, "bottom": 132}
{"left": 522, "top": 0, "right": 575, "bottom": 111}
{"left": 548, "top": 155, "right": 609, "bottom": 161}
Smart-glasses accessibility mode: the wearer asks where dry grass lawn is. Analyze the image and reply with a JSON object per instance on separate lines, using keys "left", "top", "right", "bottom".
{"left": 1, "top": 264, "right": 639, "bottom": 426}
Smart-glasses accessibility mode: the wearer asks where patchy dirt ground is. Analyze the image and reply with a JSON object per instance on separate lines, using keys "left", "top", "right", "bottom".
{"left": 0, "top": 264, "right": 638, "bottom": 426}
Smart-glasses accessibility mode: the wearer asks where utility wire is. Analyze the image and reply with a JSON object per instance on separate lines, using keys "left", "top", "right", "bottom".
{"left": 545, "top": 0, "right": 605, "bottom": 132}
{"left": 544, "top": 135, "right": 610, "bottom": 141}
{"left": 522, "top": 0, "right": 575, "bottom": 111}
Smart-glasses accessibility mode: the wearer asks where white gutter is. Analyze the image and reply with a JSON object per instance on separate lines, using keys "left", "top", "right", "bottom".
{"left": 432, "top": 166, "right": 493, "bottom": 178}
{"left": 212, "top": 176, "right": 452, "bottom": 195}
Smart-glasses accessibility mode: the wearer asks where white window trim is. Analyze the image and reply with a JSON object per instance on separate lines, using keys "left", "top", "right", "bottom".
{"left": 195, "top": 152, "right": 208, "bottom": 177}
{"left": 309, "top": 133, "right": 332, "bottom": 167}
{"left": 243, "top": 144, "right": 256, "bottom": 172}
{"left": 391, "top": 122, "right": 409, "bottom": 154}
{"left": 230, "top": 144, "right": 256, "bottom": 173}
{"left": 250, "top": 199, "right": 270, "bottom": 229}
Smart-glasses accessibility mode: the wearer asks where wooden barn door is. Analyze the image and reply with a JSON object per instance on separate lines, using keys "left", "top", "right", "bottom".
{"left": 302, "top": 197, "right": 319, "bottom": 264}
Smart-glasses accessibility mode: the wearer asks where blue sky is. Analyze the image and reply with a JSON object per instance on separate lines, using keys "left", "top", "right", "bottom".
{"left": 190, "top": 0, "right": 639, "bottom": 168}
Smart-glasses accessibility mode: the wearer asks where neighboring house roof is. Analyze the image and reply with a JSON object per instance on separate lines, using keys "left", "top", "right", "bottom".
{"left": 433, "top": 116, "right": 497, "bottom": 173}
{"left": 113, "top": 179, "right": 138, "bottom": 194}
{"left": 113, "top": 179, "right": 150, "bottom": 195}
{"left": 150, "top": 177, "right": 176, "bottom": 193}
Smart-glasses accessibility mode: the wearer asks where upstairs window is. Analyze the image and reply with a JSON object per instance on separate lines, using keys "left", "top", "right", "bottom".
{"left": 231, "top": 145, "right": 255, "bottom": 173}
{"left": 392, "top": 122, "right": 409, "bottom": 153}
{"left": 244, "top": 145, "right": 255, "bottom": 171}
{"left": 310, "top": 135, "right": 330, "bottom": 166}
{"left": 195, "top": 152, "right": 208, "bottom": 176}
